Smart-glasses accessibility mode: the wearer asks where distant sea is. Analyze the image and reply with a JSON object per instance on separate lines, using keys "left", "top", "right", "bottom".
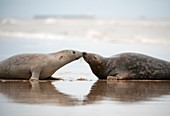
{"left": 0, "top": 18, "right": 170, "bottom": 45}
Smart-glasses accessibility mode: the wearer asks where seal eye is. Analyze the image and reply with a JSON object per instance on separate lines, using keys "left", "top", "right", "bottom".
{"left": 59, "top": 56, "right": 63, "bottom": 60}
{"left": 72, "top": 51, "right": 76, "bottom": 54}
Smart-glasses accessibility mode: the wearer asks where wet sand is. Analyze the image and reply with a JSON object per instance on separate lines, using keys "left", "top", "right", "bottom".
{"left": 0, "top": 80, "right": 170, "bottom": 116}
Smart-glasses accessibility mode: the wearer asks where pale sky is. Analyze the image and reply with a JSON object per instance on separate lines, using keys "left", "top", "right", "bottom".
{"left": 0, "top": 0, "right": 170, "bottom": 18}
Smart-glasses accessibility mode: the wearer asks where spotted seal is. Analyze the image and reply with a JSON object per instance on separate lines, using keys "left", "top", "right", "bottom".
{"left": 83, "top": 52, "right": 170, "bottom": 80}
{"left": 0, "top": 50, "right": 82, "bottom": 80}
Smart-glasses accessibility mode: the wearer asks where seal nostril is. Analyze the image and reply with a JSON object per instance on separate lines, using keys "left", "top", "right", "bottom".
{"left": 82, "top": 52, "right": 87, "bottom": 56}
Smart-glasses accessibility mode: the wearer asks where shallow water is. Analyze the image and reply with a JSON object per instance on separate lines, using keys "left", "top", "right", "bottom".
{"left": 0, "top": 80, "right": 170, "bottom": 116}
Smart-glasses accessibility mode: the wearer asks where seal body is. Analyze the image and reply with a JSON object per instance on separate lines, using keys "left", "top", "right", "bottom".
{"left": 83, "top": 52, "right": 170, "bottom": 80}
{"left": 0, "top": 50, "right": 82, "bottom": 80}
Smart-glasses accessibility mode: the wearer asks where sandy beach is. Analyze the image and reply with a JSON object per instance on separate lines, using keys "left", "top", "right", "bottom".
{"left": 0, "top": 18, "right": 170, "bottom": 116}
{"left": 0, "top": 35, "right": 170, "bottom": 80}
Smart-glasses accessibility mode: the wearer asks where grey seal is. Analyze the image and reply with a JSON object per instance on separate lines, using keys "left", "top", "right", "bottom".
{"left": 0, "top": 50, "right": 82, "bottom": 80}
{"left": 82, "top": 52, "right": 170, "bottom": 80}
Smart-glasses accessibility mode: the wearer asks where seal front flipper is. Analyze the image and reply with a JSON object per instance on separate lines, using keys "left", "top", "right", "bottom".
{"left": 107, "top": 71, "right": 129, "bottom": 80}
{"left": 29, "top": 68, "right": 41, "bottom": 81}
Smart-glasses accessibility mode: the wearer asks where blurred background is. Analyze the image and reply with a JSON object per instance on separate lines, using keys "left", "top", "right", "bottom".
{"left": 0, "top": 0, "right": 170, "bottom": 80}
{"left": 0, "top": 0, "right": 170, "bottom": 18}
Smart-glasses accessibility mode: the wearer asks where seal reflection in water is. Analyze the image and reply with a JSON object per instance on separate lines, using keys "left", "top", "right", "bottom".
{"left": 83, "top": 52, "right": 170, "bottom": 80}
{"left": 0, "top": 80, "right": 170, "bottom": 105}
{"left": 84, "top": 80, "right": 170, "bottom": 103}
{"left": 0, "top": 81, "right": 79, "bottom": 105}
{"left": 0, "top": 50, "right": 82, "bottom": 80}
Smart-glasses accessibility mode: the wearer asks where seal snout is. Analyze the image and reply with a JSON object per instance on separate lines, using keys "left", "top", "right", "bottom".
{"left": 82, "top": 52, "right": 87, "bottom": 56}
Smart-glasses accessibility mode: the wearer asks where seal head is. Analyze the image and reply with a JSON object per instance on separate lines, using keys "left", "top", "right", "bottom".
{"left": 83, "top": 52, "right": 110, "bottom": 79}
